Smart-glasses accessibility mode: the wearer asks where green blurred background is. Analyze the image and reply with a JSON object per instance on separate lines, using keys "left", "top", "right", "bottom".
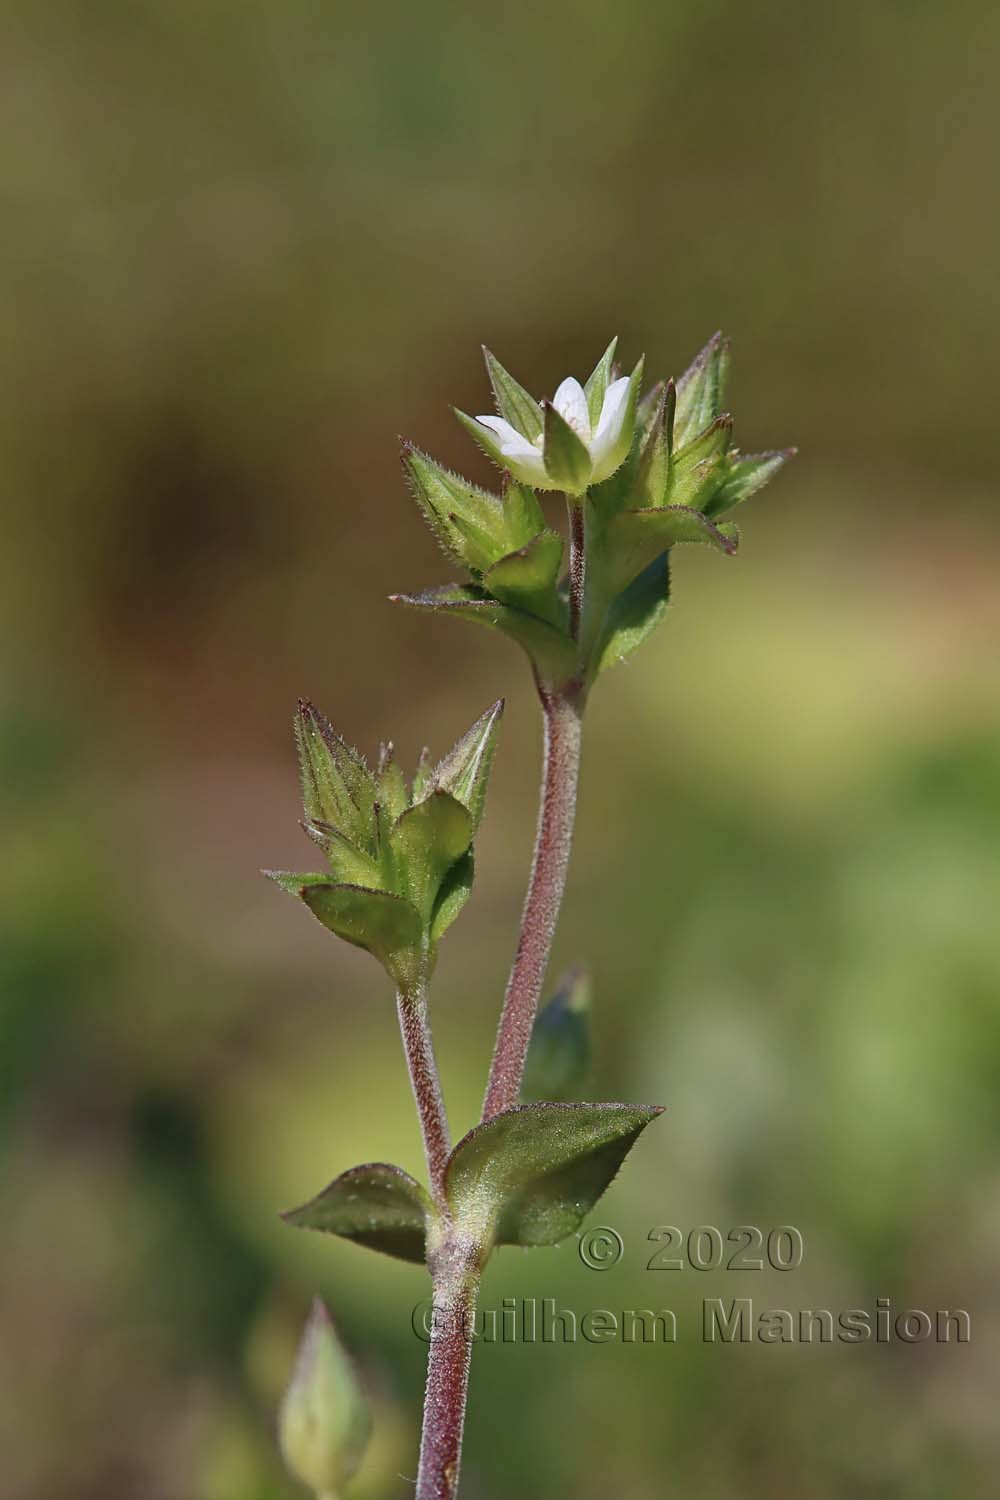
{"left": 2, "top": 1, "right": 998, "bottom": 1495}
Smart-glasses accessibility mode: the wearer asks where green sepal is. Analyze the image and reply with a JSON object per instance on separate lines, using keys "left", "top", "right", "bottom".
{"left": 282, "top": 1162, "right": 433, "bottom": 1265}
{"left": 542, "top": 400, "right": 591, "bottom": 493}
{"left": 375, "top": 743, "right": 408, "bottom": 821}
{"left": 295, "top": 701, "right": 376, "bottom": 848}
{"left": 445, "top": 508, "right": 505, "bottom": 575}
{"left": 430, "top": 700, "right": 504, "bottom": 834}
{"left": 482, "top": 347, "right": 543, "bottom": 441}
{"left": 673, "top": 332, "right": 731, "bottom": 447}
{"left": 633, "top": 385, "right": 671, "bottom": 507}
{"left": 483, "top": 530, "right": 563, "bottom": 621}
{"left": 401, "top": 442, "right": 505, "bottom": 568}
{"left": 592, "top": 552, "right": 671, "bottom": 678}
{"left": 583, "top": 336, "right": 618, "bottom": 427}
{"left": 430, "top": 849, "right": 475, "bottom": 943}
{"left": 390, "top": 584, "right": 578, "bottom": 686}
{"left": 594, "top": 354, "right": 645, "bottom": 486}
{"left": 604, "top": 505, "right": 738, "bottom": 594}
{"left": 299, "top": 882, "right": 424, "bottom": 984}
{"left": 445, "top": 1101, "right": 664, "bottom": 1248}
{"left": 389, "top": 790, "right": 473, "bottom": 918}
{"left": 299, "top": 823, "right": 383, "bottom": 887}
{"left": 704, "top": 448, "right": 796, "bottom": 518}
{"left": 521, "top": 967, "right": 591, "bottom": 1103}
{"left": 502, "top": 475, "right": 546, "bottom": 548}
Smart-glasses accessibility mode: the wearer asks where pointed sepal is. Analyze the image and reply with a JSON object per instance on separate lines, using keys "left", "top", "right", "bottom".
{"left": 429, "top": 699, "right": 504, "bottom": 834}
{"left": 542, "top": 399, "right": 592, "bottom": 494}
{"left": 704, "top": 448, "right": 797, "bottom": 518}
{"left": 482, "top": 347, "right": 543, "bottom": 441}
{"left": 295, "top": 701, "right": 376, "bottom": 849}
{"left": 673, "top": 332, "right": 731, "bottom": 447}
{"left": 583, "top": 336, "right": 619, "bottom": 428}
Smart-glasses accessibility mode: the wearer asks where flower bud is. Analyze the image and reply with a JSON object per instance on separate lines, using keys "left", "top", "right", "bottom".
{"left": 279, "top": 1299, "right": 371, "bottom": 1498}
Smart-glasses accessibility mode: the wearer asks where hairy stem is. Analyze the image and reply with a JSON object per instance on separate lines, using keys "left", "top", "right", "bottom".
{"left": 416, "top": 1256, "right": 481, "bottom": 1500}
{"left": 482, "top": 687, "right": 583, "bottom": 1118}
{"left": 567, "top": 494, "right": 586, "bottom": 641}
{"left": 397, "top": 980, "right": 451, "bottom": 1207}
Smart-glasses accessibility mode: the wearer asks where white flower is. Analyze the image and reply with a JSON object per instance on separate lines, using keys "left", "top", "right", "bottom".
{"left": 473, "top": 372, "right": 634, "bottom": 492}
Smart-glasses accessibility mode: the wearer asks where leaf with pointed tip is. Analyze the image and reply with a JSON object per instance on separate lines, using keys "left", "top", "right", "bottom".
{"left": 430, "top": 849, "right": 475, "bottom": 943}
{"left": 674, "top": 332, "right": 731, "bottom": 447}
{"left": 592, "top": 552, "right": 671, "bottom": 678}
{"left": 390, "top": 790, "right": 473, "bottom": 918}
{"left": 295, "top": 702, "right": 376, "bottom": 847}
{"left": 704, "top": 448, "right": 796, "bottom": 518}
{"left": 299, "top": 882, "right": 423, "bottom": 982}
{"left": 402, "top": 444, "right": 506, "bottom": 568}
{"left": 299, "top": 823, "right": 383, "bottom": 887}
{"left": 522, "top": 967, "right": 591, "bottom": 1103}
{"left": 502, "top": 476, "right": 546, "bottom": 549}
{"left": 430, "top": 700, "right": 504, "bottom": 834}
{"left": 604, "top": 505, "right": 737, "bottom": 594}
{"left": 483, "top": 530, "right": 563, "bottom": 621}
{"left": 282, "top": 1163, "right": 433, "bottom": 1264}
{"left": 542, "top": 401, "right": 591, "bottom": 493}
{"left": 583, "top": 337, "right": 619, "bottom": 427}
{"left": 482, "top": 347, "right": 543, "bottom": 441}
{"left": 445, "top": 1102, "right": 663, "bottom": 1248}
{"left": 390, "top": 584, "right": 578, "bottom": 685}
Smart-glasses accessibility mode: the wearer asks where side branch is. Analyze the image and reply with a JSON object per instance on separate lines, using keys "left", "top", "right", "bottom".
{"left": 397, "top": 982, "right": 452, "bottom": 1207}
{"left": 481, "top": 688, "right": 583, "bottom": 1118}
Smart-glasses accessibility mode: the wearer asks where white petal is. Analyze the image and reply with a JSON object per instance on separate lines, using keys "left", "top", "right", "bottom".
{"left": 589, "top": 377, "right": 631, "bottom": 471}
{"left": 475, "top": 416, "right": 548, "bottom": 485}
{"left": 551, "top": 377, "right": 591, "bottom": 444}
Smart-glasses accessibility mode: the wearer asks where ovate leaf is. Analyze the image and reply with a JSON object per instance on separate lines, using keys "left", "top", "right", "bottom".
{"left": 389, "top": 790, "right": 473, "bottom": 918}
{"left": 483, "top": 530, "right": 563, "bottom": 620}
{"left": 282, "top": 1163, "right": 433, "bottom": 1265}
{"left": 390, "top": 584, "right": 578, "bottom": 685}
{"left": 299, "top": 882, "right": 423, "bottom": 982}
{"left": 445, "top": 1101, "right": 663, "bottom": 1248}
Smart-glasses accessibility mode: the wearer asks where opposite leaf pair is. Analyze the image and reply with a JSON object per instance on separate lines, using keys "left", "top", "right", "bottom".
{"left": 266, "top": 698, "right": 503, "bottom": 987}
{"left": 283, "top": 1099, "right": 663, "bottom": 1267}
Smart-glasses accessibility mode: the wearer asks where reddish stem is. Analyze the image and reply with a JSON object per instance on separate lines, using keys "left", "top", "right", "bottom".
{"left": 415, "top": 1262, "right": 480, "bottom": 1500}
{"left": 481, "top": 687, "right": 583, "bottom": 1118}
{"left": 397, "top": 983, "right": 451, "bottom": 1208}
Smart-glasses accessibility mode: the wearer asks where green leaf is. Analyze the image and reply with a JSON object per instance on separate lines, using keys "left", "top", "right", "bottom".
{"left": 606, "top": 504, "right": 738, "bottom": 592}
{"left": 522, "top": 967, "right": 591, "bottom": 1103}
{"left": 282, "top": 1163, "right": 433, "bottom": 1264}
{"left": 633, "top": 386, "right": 671, "bottom": 507}
{"left": 445, "top": 1102, "right": 664, "bottom": 1248}
{"left": 389, "top": 790, "right": 473, "bottom": 918}
{"left": 299, "top": 882, "right": 424, "bottom": 982}
{"left": 454, "top": 408, "right": 507, "bottom": 471}
{"left": 704, "top": 448, "right": 796, "bottom": 518}
{"left": 482, "top": 347, "right": 543, "bottom": 441}
{"left": 390, "top": 583, "right": 578, "bottom": 685}
{"left": 502, "top": 475, "right": 546, "bottom": 548}
{"left": 401, "top": 443, "right": 506, "bottom": 568}
{"left": 583, "top": 336, "right": 619, "bottom": 428}
{"left": 542, "top": 400, "right": 591, "bottom": 493}
{"left": 295, "top": 701, "right": 376, "bottom": 847}
{"left": 430, "top": 849, "right": 475, "bottom": 943}
{"left": 673, "top": 332, "right": 731, "bottom": 447}
{"left": 444, "top": 508, "right": 504, "bottom": 574}
{"left": 592, "top": 552, "right": 671, "bottom": 678}
{"left": 483, "top": 530, "right": 563, "bottom": 620}
{"left": 430, "top": 700, "right": 504, "bottom": 834}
